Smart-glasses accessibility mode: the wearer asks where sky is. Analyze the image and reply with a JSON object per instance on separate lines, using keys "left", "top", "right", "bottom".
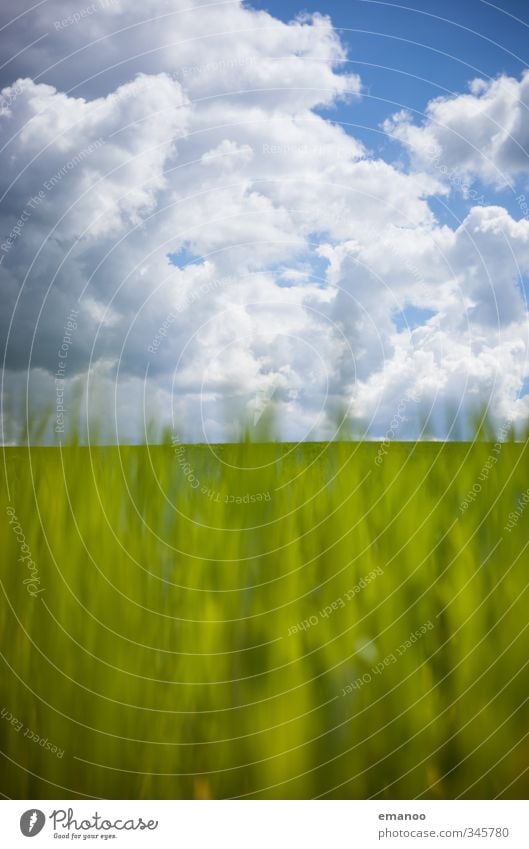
{"left": 1, "top": 0, "right": 529, "bottom": 442}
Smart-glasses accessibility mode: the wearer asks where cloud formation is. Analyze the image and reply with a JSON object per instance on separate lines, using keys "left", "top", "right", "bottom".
{"left": 385, "top": 70, "right": 529, "bottom": 187}
{"left": 1, "top": 0, "right": 529, "bottom": 442}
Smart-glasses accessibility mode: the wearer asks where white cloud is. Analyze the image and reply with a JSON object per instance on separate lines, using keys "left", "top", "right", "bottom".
{"left": 0, "top": 1, "right": 361, "bottom": 108}
{"left": 384, "top": 70, "right": 529, "bottom": 187}
{"left": 0, "top": 0, "right": 528, "bottom": 441}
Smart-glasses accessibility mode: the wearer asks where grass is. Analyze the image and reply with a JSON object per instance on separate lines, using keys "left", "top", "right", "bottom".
{"left": 1, "top": 434, "right": 529, "bottom": 799}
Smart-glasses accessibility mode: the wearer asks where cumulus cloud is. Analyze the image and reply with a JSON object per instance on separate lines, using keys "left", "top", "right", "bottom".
{"left": 0, "top": 0, "right": 528, "bottom": 442}
{"left": 384, "top": 70, "right": 529, "bottom": 187}
{"left": 0, "top": 0, "right": 361, "bottom": 107}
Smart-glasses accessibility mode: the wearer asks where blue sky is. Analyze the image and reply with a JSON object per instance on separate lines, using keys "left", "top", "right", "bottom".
{"left": 1, "top": 0, "right": 529, "bottom": 442}
{"left": 254, "top": 0, "right": 529, "bottom": 90}
{"left": 254, "top": 0, "right": 529, "bottom": 196}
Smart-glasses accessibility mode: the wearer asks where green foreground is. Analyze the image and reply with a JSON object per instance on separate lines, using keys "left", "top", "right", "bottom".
{"left": 1, "top": 439, "right": 528, "bottom": 799}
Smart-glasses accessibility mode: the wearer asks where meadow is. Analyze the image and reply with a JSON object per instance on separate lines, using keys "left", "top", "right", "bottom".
{"left": 1, "top": 433, "right": 529, "bottom": 799}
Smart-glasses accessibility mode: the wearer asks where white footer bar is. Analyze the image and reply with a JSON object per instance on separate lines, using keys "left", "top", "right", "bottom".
{"left": 0, "top": 800, "right": 526, "bottom": 848}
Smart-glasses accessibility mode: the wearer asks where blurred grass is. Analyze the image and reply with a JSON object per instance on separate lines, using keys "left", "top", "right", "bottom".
{"left": 1, "top": 434, "right": 529, "bottom": 799}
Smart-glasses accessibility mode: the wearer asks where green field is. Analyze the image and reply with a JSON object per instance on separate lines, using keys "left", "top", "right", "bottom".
{"left": 1, "top": 437, "right": 529, "bottom": 799}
